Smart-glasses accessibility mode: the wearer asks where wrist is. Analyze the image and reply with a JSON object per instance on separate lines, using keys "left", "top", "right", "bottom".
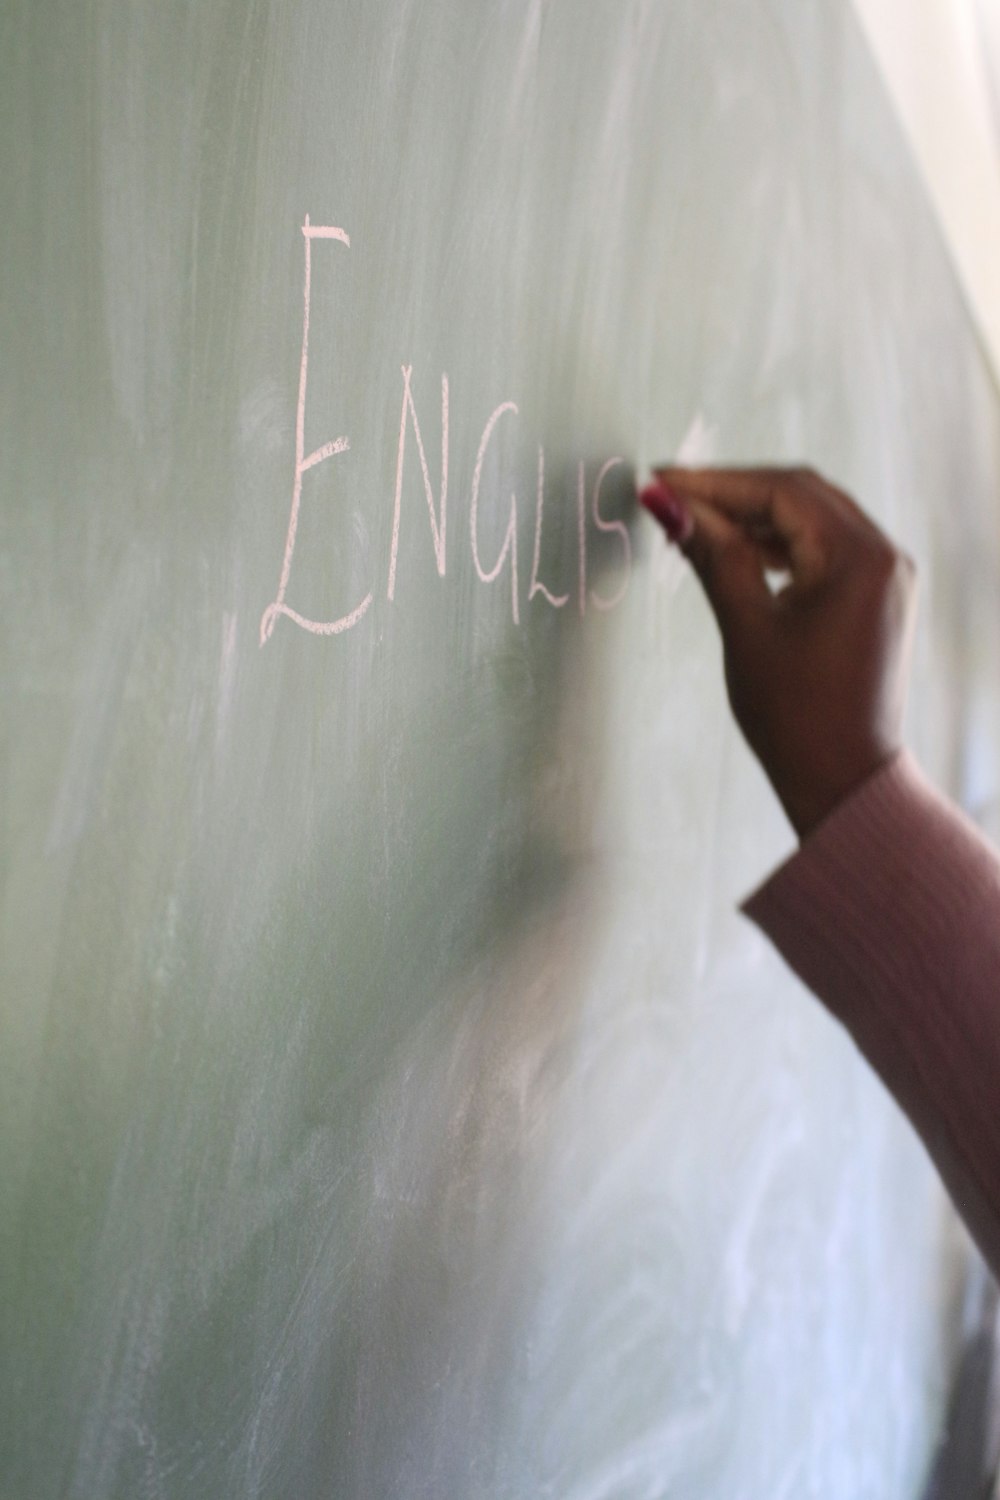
{"left": 776, "top": 743, "right": 902, "bottom": 840}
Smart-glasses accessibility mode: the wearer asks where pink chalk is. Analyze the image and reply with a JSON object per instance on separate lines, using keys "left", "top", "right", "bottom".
{"left": 639, "top": 479, "right": 691, "bottom": 545}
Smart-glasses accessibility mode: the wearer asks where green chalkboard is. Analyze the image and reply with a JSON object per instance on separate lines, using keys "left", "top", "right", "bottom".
{"left": 3, "top": 2, "right": 1000, "bottom": 1496}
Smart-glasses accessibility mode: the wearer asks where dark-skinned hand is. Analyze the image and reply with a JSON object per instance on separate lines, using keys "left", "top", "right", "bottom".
{"left": 642, "top": 466, "right": 918, "bottom": 838}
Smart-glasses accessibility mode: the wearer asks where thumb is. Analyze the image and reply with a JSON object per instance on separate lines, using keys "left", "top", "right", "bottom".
{"left": 683, "top": 498, "right": 770, "bottom": 635}
{"left": 642, "top": 480, "right": 768, "bottom": 634}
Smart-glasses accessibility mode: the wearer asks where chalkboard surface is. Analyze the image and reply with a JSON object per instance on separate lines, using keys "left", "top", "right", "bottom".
{"left": 4, "top": 2, "right": 1000, "bottom": 1496}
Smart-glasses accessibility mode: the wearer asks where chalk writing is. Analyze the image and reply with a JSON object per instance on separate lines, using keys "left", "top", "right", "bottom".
{"left": 590, "top": 457, "right": 631, "bottom": 611}
{"left": 261, "top": 218, "right": 638, "bottom": 647}
{"left": 260, "top": 218, "right": 372, "bottom": 645}
{"left": 470, "top": 401, "right": 520, "bottom": 625}
{"left": 387, "top": 366, "right": 448, "bottom": 601}
{"left": 529, "top": 445, "right": 569, "bottom": 609}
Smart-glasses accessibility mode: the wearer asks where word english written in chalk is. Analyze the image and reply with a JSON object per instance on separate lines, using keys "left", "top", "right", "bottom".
{"left": 260, "top": 218, "right": 632, "bottom": 647}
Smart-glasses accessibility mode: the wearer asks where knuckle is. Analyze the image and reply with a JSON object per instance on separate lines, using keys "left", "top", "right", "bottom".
{"left": 780, "top": 465, "right": 827, "bottom": 509}
{"left": 866, "top": 541, "right": 897, "bottom": 583}
{"left": 864, "top": 539, "right": 915, "bottom": 596}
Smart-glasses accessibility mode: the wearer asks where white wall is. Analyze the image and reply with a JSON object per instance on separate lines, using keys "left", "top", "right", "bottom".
{"left": 850, "top": 0, "right": 1000, "bottom": 391}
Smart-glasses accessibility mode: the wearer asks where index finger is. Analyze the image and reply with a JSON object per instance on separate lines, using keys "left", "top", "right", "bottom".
{"left": 657, "top": 466, "right": 830, "bottom": 591}
{"left": 658, "top": 464, "right": 890, "bottom": 555}
{"left": 655, "top": 465, "right": 838, "bottom": 542}
{"left": 654, "top": 466, "right": 779, "bottom": 520}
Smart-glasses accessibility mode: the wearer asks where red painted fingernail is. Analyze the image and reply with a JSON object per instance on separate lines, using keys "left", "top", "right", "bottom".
{"left": 639, "top": 479, "right": 691, "bottom": 543}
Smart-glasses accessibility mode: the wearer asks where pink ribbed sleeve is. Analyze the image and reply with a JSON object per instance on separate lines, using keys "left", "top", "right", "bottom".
{"left": 743, "top": 750, "right": 1000, "bottom": 1278}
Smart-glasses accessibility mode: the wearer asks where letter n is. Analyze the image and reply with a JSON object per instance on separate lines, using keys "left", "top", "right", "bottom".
{"left": 386, "top": 366, "right": 449, "bottom": 600}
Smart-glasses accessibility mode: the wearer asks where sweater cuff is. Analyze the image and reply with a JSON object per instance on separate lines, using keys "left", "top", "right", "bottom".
{"left": 743, "top": 750, "right": 1000, "bottom": 1280}
{"left": 741, "top": 749, "right": 1000, "bottom": 1030}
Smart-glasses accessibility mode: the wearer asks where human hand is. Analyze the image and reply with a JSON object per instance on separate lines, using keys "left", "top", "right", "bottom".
{"left": 641, "top": 466, "right": 918, "bottom": 838}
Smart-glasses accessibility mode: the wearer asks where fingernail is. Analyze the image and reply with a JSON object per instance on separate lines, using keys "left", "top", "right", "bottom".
{"left": 639, "top": 479, "right": 692, "bottom": 543}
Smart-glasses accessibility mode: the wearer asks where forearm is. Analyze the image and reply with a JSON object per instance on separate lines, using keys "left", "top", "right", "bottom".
{"left": 743, "top": 752, "right": 1000, "bottom": 1278}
